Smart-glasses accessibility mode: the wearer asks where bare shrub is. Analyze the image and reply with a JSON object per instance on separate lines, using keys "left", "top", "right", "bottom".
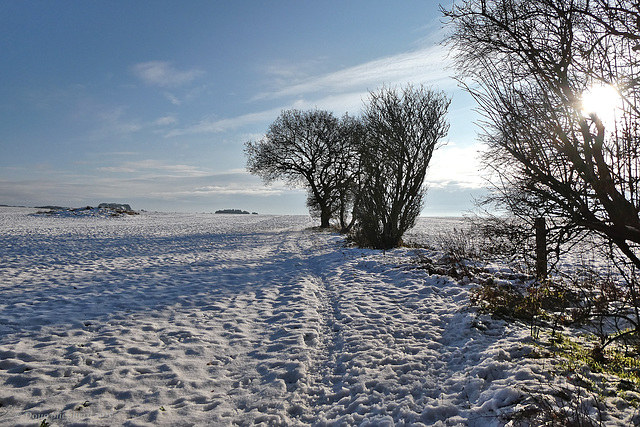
{"left": 355, "top": 85, "right": 450, "bottom": 249}
{"left": 512, "top": 383, "right": 606, "bottom": 427}
{"left": 429, "top": 215, "right": 536, "bottom": 277}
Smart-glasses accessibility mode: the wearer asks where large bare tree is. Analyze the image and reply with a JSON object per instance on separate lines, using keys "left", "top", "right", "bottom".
{"left": 442, "top": 0, "right": 640, "bottom": 270}
{"left": 245, "top": 109, "right": 361, "bottom": 228}
{"left": 355, "top": 85, "right": 450, "bottom": 249}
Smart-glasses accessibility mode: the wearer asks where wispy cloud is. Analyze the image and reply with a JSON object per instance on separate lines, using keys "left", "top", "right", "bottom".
{"left": 167, "top": 45, "right": 455, "bottom": 138}
{"left": 97, "top": 159, "right": 212, "bottom": 178}
{"left": 153, "top": 115, "right": 178, "bottom": 126}
{"left": 165, "top": 109, "right": 281, "bottom": 137}
{"left": 164, "top": 92, "right": 183, "bottom": 105}
{"left": 254, "top": 45, "right": 454, "bottom": 101}
{"left": 259, "top": 57, "right": 331, "bottom": 88}
{"left": 87, "top": 106, "right": 144, "bottom": 140}
{"left": 132, "top": 61, "right": 204, "bottom": 87}
{"left": 87, "top": 107, "right": 180, "bottom": 140}
{"left": 182, "top": 184, "right": 287, "bottom": 197}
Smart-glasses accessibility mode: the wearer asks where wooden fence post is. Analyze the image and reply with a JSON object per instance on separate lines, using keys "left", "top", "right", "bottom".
{"left": 535, "top": 217, "right": 547, "bottom": 280}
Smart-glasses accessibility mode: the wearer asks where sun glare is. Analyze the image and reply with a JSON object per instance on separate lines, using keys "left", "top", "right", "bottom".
{"left": 581, "top": 84, "right": 622, "bottom": 126}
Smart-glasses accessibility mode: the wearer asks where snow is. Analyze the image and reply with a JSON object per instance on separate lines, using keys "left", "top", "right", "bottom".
{"left": 0, "top": 207, "right": 636, "bottom": 426}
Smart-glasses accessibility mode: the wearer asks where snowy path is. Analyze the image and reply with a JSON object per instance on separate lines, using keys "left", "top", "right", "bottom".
{"left": 0, "top": 209, "right": 561, "bottom": 426}
{"left": 303, "top": 243, "right": 529, "bottom": 426}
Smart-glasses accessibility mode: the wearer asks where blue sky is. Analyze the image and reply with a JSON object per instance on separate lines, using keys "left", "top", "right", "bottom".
{"left": 0, "top": 1, "right": 485, "bottom": 216}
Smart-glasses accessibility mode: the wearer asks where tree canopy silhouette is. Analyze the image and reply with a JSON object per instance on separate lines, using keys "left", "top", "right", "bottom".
{"left": 245, "top": 85, "right": 449, "bottom": 249}
{"left": 245, "top": 109, "right": 361, "bottom": 228}
{"left": 443, "top": 0, "right": 640, "bottom": 270}
{"left": 354, "top": 85, "right": 450, "bottom": 249}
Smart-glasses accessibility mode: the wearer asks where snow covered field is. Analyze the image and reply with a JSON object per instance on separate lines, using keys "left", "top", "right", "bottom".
{"left": 0, "top": 208, "right": 636, "bottom": 426}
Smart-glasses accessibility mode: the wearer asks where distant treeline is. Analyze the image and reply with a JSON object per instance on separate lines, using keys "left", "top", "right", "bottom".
{"left": 215, "top": 209, "right": 258, "bottom": 215}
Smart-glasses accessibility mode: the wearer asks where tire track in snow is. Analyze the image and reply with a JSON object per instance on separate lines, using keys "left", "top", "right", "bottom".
{"left": 191, "top": 228, "right": 339, "bottom": 426}
{"left": 299, "top": 242, "right": 529, "bottom": 426}
{"left": 309, "top": 252, "right": 462, "bottom": 425}
{"left": 252, "top": 231, "right": 474, "bottom": 424}
{"left": 213, "top": 228, "right": 517, "bottom": 426}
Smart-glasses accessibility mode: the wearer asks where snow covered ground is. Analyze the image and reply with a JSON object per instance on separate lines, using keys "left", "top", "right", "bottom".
{"left": 0, "top": 207, "right": 636, "bottom": 426}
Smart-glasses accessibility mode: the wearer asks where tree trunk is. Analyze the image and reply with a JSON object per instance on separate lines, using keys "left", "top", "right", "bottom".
{"left": 320, "top": 208, "right": 331, "bottom": 228}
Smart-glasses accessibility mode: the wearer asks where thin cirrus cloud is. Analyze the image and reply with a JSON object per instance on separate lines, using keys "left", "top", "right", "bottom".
{"left": 254, "top": 44, "right": 454, "bottom": 101}
{"left": 166, "top": 45, "right": 455, "bottom": 138}
{"left": 165, "top": 109, "right": 282, "bottom": 138}
{"left": 153, "top": 115, "right": 178, "bottom": 126}
{"left": 97, "top": 159, "right": 212, "bottom": 178}
{"left": 132, "top": 61, "right": 204, "bottom": 87}
{"left": 185, "top": 184, "right": 288, "bottom": 197}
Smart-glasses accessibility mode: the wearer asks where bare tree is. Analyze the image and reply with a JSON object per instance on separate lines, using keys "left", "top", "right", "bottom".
{"left": 355, "top": 85, "right": 450, "bottom": 249}
{"left": 245, "top": 109, "right": 361, "bottom": 228}
{"left": 332, "top": 114, "right": 365, "bottom": 233}
{"left": 442, "top": 0, "right": 640, "bottom": 270}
